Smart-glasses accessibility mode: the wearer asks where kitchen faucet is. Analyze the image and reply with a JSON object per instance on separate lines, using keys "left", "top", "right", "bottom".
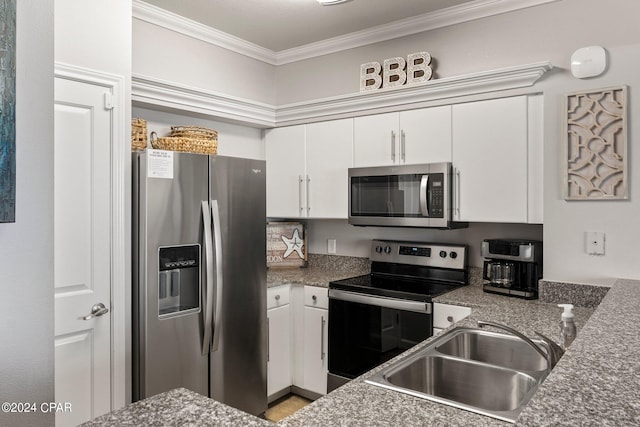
{"left": 477, "top": 320, "right": 565, "bottom": 372}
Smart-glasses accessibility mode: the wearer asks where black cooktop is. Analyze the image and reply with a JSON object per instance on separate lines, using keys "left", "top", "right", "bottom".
{"left": 329, "top": 273, "right": 461, "bottom": 302}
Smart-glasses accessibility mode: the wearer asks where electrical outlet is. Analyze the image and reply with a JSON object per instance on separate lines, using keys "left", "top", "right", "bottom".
{"left": 586, "top": 232, "right": 605, "bottom": 255}
{"left": 327, "top": 239, "right": 337, "bottom": 254}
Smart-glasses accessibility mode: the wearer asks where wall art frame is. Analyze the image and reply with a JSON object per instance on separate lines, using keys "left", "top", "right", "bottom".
{"left": 0, "top": 0, "right": 16, "bottom": 222}
{"left": 564, "top": 85, "right": 628, "bottom": 201}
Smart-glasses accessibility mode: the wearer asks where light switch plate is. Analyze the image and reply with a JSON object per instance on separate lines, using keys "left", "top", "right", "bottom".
{"left": 586, "top": 232, "right": 605, "bottom": 255}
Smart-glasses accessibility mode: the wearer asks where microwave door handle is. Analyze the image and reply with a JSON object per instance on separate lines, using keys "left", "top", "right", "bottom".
{"left": 419, "top": 175, "right": 429, "bottom": 217}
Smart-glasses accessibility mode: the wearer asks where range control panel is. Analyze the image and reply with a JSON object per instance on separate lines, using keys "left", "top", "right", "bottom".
{"left": 370, "top": 239, "right": 467, "bottom": 270}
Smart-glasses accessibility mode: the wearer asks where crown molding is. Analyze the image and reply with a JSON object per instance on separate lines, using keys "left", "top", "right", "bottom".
{"left": 133, "top": 0, "right": 559, "bottom": 66}
{"left": 131, "top": 74, "right": 277, "bottom": 127}
{"left": 275, "top": 61, "right": 552, "bottom": 125}
{"left": 132, "top": 62, "right": 552, "bottom": 128}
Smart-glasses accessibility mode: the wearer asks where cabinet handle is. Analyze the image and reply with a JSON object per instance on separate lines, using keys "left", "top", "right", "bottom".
{"left": 391, "top": 130, "right": 396, "bottom": 162}
{"left": 455, "top": 168, "right": 461, "bottom": 219}
{"left": 447, "top": 315, "right": 454, "bottom": 323}
{"left": 267, "top": 317, "right": 270, "bottom": 362}
{"left": 275, "top": 294, "right": 280, "bottom": 301}
{"left": 306, "top": 175, "right": 311, "bottom": 214}
{"left": 298, "top": 175, "right": 304, "bottom": 215}
{"left": 401, "top": 130, "right": 406, "bottom": 163}
{"left": 320, "top": 316, "right": 326, "bottom": 361}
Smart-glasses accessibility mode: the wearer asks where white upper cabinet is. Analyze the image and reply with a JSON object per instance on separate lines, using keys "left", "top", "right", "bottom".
{"left": 353, "top": 106, "right": 452, "bottom": 167}
{"left": 265, "top": 125, "right": 306, "bottom": 218}
{"left": 266, "top": 95, "right": 542, "bottom": 224}
{"left": 452, "top": 95, "right": 538, "bottom": 223}
{"left": 399, "top": 106, "right": 452, "bottom": 164}
{"left": 265, "top": 118, "right": 353, "bottom": 219}
{"left": 305, "top": 119, "right": 353, "bottom": 218}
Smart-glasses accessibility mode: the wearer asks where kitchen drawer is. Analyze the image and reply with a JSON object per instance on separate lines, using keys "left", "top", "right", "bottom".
{"left": 267, "top": 285, "right": 291, "bottom": 309}
{"left": 304, "top": 286, "right": 328, "bottom": 309}
{"left": 433, "top": 303, "right": 472, "bottom": 329}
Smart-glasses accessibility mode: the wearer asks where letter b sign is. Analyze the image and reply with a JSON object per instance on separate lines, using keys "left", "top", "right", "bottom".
{"left": 360, "top": 52, "right": 433, "bottom": 92}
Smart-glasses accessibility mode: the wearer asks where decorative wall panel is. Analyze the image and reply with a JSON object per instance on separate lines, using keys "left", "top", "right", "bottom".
{"left": 565, "top": 86, "right": 627, "bottom": 200}
{"left": 0, "top": 0, "right": 16, "bottom": 222}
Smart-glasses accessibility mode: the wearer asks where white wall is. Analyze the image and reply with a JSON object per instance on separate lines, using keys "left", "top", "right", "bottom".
{"left": 306, "top": 220, "right": 542, "bottom": 268}
{"left": 133, "top": 107, "right": 265, "bottom": 160}
{"left": 540, "top": 43, "right": 640, "bottom": 283}
{"left": 133, "top": 19, "right": 276, "bottom": 105}
{"left": 0, "top": 1, "right": 55, "bottom": 426}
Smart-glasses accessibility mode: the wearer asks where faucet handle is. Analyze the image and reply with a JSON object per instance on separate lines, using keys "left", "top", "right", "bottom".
{"left": 534, "top": 331, "right": 565, "bottom": 368}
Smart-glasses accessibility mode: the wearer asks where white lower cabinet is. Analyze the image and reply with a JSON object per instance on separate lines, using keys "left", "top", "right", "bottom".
{"left": 267, "top": 284, "right": 329, "bottom": 401}
{"left": 267, "top": 285, "right": 292, "bottom": 400}
{"left": 433, "top": 303, "right": 472, "bottom": 335}
{"left": 302, "top": 287, "right": 329, "bottom": 396}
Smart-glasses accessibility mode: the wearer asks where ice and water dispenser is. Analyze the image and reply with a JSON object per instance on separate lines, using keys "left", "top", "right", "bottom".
{"left": 158, "top": 245, "right": 200, "bottom": 317}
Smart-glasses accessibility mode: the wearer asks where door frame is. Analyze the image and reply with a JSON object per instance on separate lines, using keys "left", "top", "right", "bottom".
{"left": 54, "top": 63, "right": 128, "bottom": 411}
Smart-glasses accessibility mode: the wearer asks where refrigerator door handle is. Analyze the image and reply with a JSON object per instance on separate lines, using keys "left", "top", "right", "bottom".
{"left": 210, "top": 199, "right": 224, "bottom": 352}
{"left": 201, "top": 201, "right": 214, "bottom": 356}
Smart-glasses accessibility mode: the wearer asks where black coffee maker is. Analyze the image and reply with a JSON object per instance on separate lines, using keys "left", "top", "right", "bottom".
{"left": 481, "top": 239, "right": 542, "bottom": 299}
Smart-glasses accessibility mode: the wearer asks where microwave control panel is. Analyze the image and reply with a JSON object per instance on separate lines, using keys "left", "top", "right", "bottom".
{"left": 428, "top": 173, "right": 444, "bottom": 218}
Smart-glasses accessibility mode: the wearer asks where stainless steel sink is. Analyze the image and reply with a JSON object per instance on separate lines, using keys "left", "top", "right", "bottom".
{"left": 434, "top": 328, "right": 548, "bottom": 372}
{"left": 365, "top": 326, "right": 551, "bottom": 423}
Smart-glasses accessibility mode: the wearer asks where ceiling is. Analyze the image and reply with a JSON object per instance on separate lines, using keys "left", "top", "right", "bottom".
{"left": 140, "top": 0, "right": 477, "bottom": 52}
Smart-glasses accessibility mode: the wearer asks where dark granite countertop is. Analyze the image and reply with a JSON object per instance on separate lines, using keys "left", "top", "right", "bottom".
{"left": 85, "top": 255, "right": 640, "bottom": 426}
{"left": 267, "top": 254, "right": 369, "bottom": 288}
{"left": 80, "top": 388, "right": 271, "bottom": 427}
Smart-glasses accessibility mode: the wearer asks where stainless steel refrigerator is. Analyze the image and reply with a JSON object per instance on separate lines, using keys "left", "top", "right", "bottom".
{"left": 132, "top": 150, "right": 267, "bottom": 416}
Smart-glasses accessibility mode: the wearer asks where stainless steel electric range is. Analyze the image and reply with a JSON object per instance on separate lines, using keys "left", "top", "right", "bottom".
{"left": 327, "top": 239, "right": 468, "bottom": 392}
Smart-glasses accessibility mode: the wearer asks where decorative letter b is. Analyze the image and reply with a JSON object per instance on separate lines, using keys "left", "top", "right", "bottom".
{"left": 360, "top": 62, "right": 382, "bottom": 92}
{"left": 406, "top": 52, "right": 433, "bottom": 84}
{"left": 383, "top": 57, "right": 406, "bottom": 88}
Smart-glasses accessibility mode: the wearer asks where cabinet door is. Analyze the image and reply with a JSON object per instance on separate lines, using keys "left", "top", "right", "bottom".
{"left": 400, "top": 106, "right": 452, "bottom": 164}
{"left": 452, "top": 96, "right": 528, "bottom": 222}
{"left": 267, "top": 304, "right": 292, "bottom": 398}
{"left": 303, "top": 306, "right": 328, "bottom": 395}
{"left": 353, "top": 112, "right": 399, "bottom": 167}
{"left": 305, "top": 119, "right": 353, "bottom": 218}
{"left": 265, "top": 125, "right": 306, "bottom": 218}
{"left": 433, "top": 303, "right": 472, "bottom": 331}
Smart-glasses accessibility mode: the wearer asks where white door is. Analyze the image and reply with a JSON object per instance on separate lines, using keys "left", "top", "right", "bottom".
{"left": 452, "top": 96, "right": 528, "bottom": 222}
{"left": 305, "top": 118, "right": 353, "bottom": 218}
{"left": 54, "top": 77, "right": 112, "bottom": 427}
{"left": 353, "top": 112, "right": 399, "bottom": 167}
{"left": 265, "top": 125, "right": 306, "bottom": 218}
{"left": 267, "top": 304, "right": 292, "bottom": 398}
{"left": 302, "top": 306, "right": 328, "bottom": 395}
{"left": 399, "top": 106, "right": 452, "bottom": 164}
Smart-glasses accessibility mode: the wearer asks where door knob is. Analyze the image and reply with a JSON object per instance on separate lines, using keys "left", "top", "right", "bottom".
{"left": 81, "top": 303, "right": 109, "bottom": 320}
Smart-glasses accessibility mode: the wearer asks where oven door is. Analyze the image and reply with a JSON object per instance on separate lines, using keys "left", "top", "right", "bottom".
{"left": 327, "top": 289, "right": 433, "bottom": 391}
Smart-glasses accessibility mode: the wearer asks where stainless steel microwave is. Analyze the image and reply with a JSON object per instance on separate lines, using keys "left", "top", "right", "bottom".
{"left": 348, "top": 162, "right": 467, "bottom": 229}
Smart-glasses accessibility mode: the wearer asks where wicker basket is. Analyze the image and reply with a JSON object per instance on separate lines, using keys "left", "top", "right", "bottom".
{"left": 170, "top": 125, "right": 218, "bottom": 141}
{"left": 150, "top": 130, "right": 218, "bottom": 155}
{"left": 131, "top": 118, "right": 148, "bottom": 151}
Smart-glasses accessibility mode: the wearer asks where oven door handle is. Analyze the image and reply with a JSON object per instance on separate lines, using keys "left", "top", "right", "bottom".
{"left": 329, "top": 289, "right": 432, "bottom": 314}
